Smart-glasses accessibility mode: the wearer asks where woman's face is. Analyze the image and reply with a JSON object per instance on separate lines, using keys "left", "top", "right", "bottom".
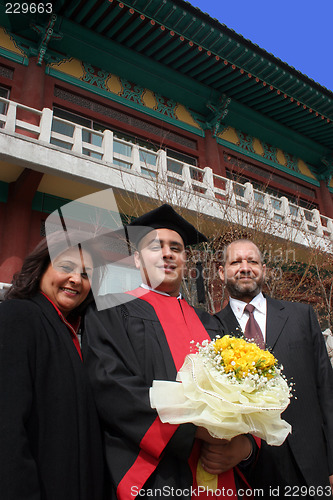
{"left": 40, "top": 247, "right": 93, "bottom": 317}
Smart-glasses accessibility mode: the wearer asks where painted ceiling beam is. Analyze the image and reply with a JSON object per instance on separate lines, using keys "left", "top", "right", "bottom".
{"left": 72, "top": 1, "right": 104, "bottom": 24}
{"left": 162, "top": 42, "right": 191, "bottom": 65}
{"left": 53, "top": 0, "right": 68, "bottom": 16}
{"left": 144, "top": 37, "right": 172, "bottom": 58}
{"left": 151, "top": 0, "right": 170, "bottom": 18}
{"left": 309, "top": 94, "right": 331, "bottom": 110}
{"left": 243, "top": 92, "right": 277, "bottom": 108}
{"left": 204, "top": 67, "right": 239, "bottom": 87}
{"left": 178, "top": 50, "right": 208, "bottom": 74}
{"left": 246, "top": 89, "right": 286, "bottom": 109}
{"left": 168, "top": 46, "right": 199, "bottom": 70}
{"left": 278, "top": 76, "right": 303, "bottom": 95}
{"left": 194, "top": 59, "right": 230, "bottom": 82}
{"left": 231, "top": 84, "right": 270, "bottom": 101}
{"left": 60, "top": 0, "right": 82, "bottom": 18}
{"left": 269, "top": 105, "right": 305, "bottom": 122}
{"left": 282, "top": 111, "right": 326, "bottom": 128}
{"left": 116, "top": 15, "right": 146, "bottom": 43}
{"left": 309, "top": 128, "right": 333, "bottom": 142}
{"left": 188, "top": 55, "right": 221, "bottom": 79}
{"left": 124, "top": 20, "right": 155, "bottom": 47}
{"left": 85, "top": 3, "right": 116, "bottom": 29}
{"left": 255, "top": 97, "right": 294, "bottom": 115}
{"left": 151, "top": 36, "right": 183, "bottom": 61}
{"left": 105, "top": 12, "right": 134, "bottom": 38}
{"left": 135, "top": 26, "right": 163, "bottom": 51}
{"left": 220, "top": 77, "right": 258, "bottom": 95}
{"left": 295, "top": 120, "right": 330, "bottom": 135}
{"left": 95, "top": 3, "right": 124, "bottom": 33}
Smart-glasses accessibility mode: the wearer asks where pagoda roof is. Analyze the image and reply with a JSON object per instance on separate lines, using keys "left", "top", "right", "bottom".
{"left": 1, "top": 0, "right": 332, "bottom": 176}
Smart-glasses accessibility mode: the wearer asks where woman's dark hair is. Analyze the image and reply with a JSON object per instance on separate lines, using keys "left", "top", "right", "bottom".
{"left": 5, "top": 230, "right": 104, "bottom": 314}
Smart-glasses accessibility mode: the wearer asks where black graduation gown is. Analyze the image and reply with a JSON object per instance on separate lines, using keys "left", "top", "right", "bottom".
{"left": 0, "top": 294, "right": 104, "bottom": 500}
{"left": 82, "top": 293, "right": 224, "bottom": 499}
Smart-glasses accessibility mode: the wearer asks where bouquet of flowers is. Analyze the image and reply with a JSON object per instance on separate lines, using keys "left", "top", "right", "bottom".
{"left": 150, "top": 335, "right": 292, "bottom": 446}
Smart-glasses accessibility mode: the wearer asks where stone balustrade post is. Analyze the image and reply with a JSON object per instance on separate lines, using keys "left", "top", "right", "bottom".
{"left": 72, "top": 125, "right": 82, "bottom": 154}
{"left": 4, "top": 101, "right": 17, "bottom": 133}
{"left": 38, "top": 107, "right": 53, "bottom": 143}
{"left": 102, "top": 129, "right": 113, "bottom": 163}
{"left": 131, "top": 144, "right": 141, "bottom": 173}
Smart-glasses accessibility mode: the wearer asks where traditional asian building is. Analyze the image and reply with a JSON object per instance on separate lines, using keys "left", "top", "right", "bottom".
{"left": 0, "top": 0, "right": 332, "bottom": 288}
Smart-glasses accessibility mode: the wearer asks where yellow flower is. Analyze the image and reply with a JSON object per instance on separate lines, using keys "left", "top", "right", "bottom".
{"left": 213, "top": 335, "right": 276, "bottom": 380}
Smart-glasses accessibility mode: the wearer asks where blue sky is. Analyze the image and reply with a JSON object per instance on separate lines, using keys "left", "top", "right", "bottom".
{"left": 190, "top": 0, "right": 333, "bottom": 92}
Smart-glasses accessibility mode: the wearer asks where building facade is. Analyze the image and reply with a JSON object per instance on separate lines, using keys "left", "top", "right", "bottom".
{"left": 0, "top": 0, "right": 332, "bottom": 287}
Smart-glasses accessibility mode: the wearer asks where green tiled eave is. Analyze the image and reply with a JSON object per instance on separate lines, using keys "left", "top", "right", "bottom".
{"left": 45, "top": 19, "right": 331, "bottom": 170}
{"left": 0, "top": 26, "right": 328, "bottom": 172}
{"left": 120, "top": 0, "right": 333, "bottom": 110}
{"left": 225, "top": 100, "right": 327, "bottom": 169}
{"left": 0, "top": 0, "right": 332, "bottom": 176}
{"left": 1, "top": 0, "right": 333, "bottom": 119}
{"left": 48, "top": 17, "right": 215, "bottom": 115}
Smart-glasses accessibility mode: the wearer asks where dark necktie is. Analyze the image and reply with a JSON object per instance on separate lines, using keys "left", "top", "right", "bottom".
{"left": 244, "top": 303, "right": 265, "bottom": 349}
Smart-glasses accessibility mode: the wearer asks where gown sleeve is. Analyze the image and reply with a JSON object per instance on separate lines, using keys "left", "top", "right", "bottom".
{"left": 82, "top": 302, "right": 196, "bottom": 462}
{"left": 0, "top": 300, "right": 41, "bottom": 500}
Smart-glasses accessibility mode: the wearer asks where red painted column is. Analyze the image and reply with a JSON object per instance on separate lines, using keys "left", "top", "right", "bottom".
{"left": 0, "top": 169, "right": 43, "bottom": 283}
{"left": 0, "top": 57, "right": 46, "bottom": 283}
{"left": 17, "top": 57, "right": 46, "bottom": 136}
{"left": 318, "top": 180, "right": 333, "bottom": 218}
{"left": 218, "top": 147, "right": 228, "bottom": 177}
{"left": 20, "top": 56, "right": 45, "bottom": 109}
{"left": 203, "top": 130, "right": 226, "bottom": 176}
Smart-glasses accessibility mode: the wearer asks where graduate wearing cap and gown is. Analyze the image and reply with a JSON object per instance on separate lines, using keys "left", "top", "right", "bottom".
{"left": 82, "top": 205, "right": 256, "bottom": 499}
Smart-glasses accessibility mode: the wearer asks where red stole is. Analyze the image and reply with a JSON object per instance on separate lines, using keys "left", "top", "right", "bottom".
{"left": 40, "top": 292, "right": 82, "bottom": 360}
{"left": 119, "top": 288, "right": 243, "bottom": 499}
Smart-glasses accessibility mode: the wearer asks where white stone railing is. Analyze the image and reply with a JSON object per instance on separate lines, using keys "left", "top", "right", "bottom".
{"left": 0, "top": 97, "right": 332, "bottom": 246}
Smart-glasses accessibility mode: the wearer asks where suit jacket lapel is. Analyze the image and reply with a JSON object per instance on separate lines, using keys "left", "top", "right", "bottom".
{"left": 217, "top": 303, "right": 243, "bottom": 338}
{"left": 220, "top": 298, "right": 289, "bottom": 349}
{"left": 265, "top": 296, "right": 288, "bottom": 350}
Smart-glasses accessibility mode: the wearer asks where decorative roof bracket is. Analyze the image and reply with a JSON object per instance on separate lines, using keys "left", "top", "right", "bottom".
{"left": 318, "top": 154, "right": 333, "bottom": 181}
{"left": 31, "top": 14, "right": 62, "bottom": 65}
{"left": 204, "top": 94, "right": 231, "bottom": 138}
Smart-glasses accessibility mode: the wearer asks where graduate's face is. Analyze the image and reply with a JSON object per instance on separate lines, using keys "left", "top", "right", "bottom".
{"left": 134, "top": 228, "right": 186, "bottom": 297}
{"left": 40, "top": 247, "right": 93, "bottom": 317}
{"left": 218, "top": 241, "right": 266, "bottom": 303}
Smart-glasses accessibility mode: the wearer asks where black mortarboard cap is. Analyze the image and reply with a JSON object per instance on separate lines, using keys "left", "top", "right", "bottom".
{"left": 128, "top": 204, "right": 207, "bottom": 247}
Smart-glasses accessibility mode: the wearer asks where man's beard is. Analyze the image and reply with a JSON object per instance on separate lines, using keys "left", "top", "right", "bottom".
{"left": 225, "top": 276, "right": 264, "bottom": 300}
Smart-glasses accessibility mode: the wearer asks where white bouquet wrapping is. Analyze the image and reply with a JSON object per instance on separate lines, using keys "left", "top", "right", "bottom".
{"left": 150, "top": 335, "right": 292, "bottom": 446}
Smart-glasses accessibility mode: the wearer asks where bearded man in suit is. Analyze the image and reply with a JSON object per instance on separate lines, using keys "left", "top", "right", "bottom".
{"left": 215, "top": 239, "right": 333, "bottom": 500}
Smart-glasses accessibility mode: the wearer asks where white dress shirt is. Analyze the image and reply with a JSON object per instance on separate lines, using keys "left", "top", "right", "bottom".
{"left": 229, "top": 292, "right": 267, "bottom": 342}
